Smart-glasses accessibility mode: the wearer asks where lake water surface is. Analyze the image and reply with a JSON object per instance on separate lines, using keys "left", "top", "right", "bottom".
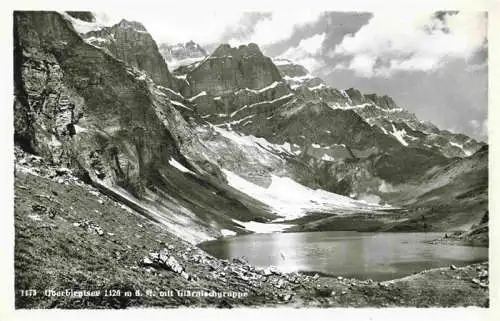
{"left": 199, "top": 231, "right": 488, "bottom": 281}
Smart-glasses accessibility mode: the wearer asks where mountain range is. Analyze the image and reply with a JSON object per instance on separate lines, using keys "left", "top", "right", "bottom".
{"left": 13, "top": 11, "right": 488, "bottom": 244}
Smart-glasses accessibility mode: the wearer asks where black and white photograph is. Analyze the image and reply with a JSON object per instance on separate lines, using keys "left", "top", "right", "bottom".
{"left": 6, "top": 1, "right": 496, "bottom": 315}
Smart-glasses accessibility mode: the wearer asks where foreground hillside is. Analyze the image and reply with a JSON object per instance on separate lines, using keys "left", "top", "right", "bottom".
{"left": 14, "top": 160, "right": 489, "bottom": 308}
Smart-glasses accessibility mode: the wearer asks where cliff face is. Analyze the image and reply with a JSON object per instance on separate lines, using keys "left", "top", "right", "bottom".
{"left": 83, "top": 19, "right": 174, "bottom": 88}
{"left": 15, "top": 12, "right": 175, "bottom": 185}
{"left": 187, "top": 44, "right": 282, "bottom": 95}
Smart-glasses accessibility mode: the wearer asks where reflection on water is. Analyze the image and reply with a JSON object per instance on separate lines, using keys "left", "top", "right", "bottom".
{"left": 199, "top": 231, "right": 488, "bottom": 281}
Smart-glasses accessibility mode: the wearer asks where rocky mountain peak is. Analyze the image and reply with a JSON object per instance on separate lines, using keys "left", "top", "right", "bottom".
{"left": 82, "top": 18, "right": 173, "bottom": 88}
{"left": 159, "top": 40, "right": 208, "bottom": 66}
{"left": 344, "top": 88, "right": 366, "bottom": 104}
{"left": 185, "top": 40, "right": 206, "bottom": 52}
{"left": 186, "top": 43, "right": 281, "bottom": 95}
{"left": 365, "top": 94, "right": 398, "bottom": 110}
{"left": 212, "top": 43, "right": 264, "bottom": 59}
{"left": 117, "top": 19, "right": 147, "bottom": 32}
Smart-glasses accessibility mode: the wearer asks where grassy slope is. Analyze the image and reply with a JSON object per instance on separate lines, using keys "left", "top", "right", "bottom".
{"left": 14, "top": 169, "right": 489, "bottom": 308}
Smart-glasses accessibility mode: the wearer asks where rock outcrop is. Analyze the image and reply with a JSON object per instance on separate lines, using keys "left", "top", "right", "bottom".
{"left": 83, "top": 19, "right": 174, "bottom": 88}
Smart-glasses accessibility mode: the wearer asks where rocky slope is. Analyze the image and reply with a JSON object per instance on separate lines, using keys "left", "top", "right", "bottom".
{"left": 14, "top": 164, "right": 489, "bottom": 308}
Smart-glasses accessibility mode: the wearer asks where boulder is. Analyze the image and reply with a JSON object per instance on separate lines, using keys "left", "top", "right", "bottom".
{"left": 165, "top": 256, "right": 183, "bottom": 274}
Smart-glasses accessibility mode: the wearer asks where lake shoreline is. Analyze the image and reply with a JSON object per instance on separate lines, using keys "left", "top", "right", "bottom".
{"left": 199, "top": 230, "right": 488, "bottom": 283}
{"left": 15, "top": 171, "right": 489, "bottom": 308}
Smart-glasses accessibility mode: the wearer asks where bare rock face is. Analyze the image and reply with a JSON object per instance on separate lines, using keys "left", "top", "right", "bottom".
{"left": 83, "top": 19, "right": 174, "bottom": 88}
{"left": 274, "top": 58, "right": 309, "bottom": 78}
{"left": 274, "top": 58, "right": 325, "bottom": 89}
{"left": 187, "top": 43, "right": 282, "bottom": 96}
{"left": 14, "top": 11, "right": 184, "bottom": 191}
{"left": 364, "top": 94, "right": 398, "bottom": 110}
{"left": 344, "top": 88, "right": 368, "bottom": 105}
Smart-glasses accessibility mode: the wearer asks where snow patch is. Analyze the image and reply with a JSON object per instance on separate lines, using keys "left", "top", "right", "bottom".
{"left": 170, "top": 100, "right": 192, "bottom": 110}
{"left": 212, "top": 127, "right": 291, "bottom": 157}
{"left": 231, "top": 93, "right": 294, "bottom": 117}
{"left": 220, "top": 229, "right": 237, "bottom": 237}
{"left": 450, "top": 141, "right": 473, "bottom": 156}
{"left": 311, "top": 143, "right": 321, "bottom": 148}
{"left": 233, "top": 219, "right": 293, "bottom": 234}
{"left": 237, "top": 81, "right": 282, "bottom": 94}
{"left": 157, "top": 86, "right": 185, "bottom": 99}
{"left": 321, "top": 154, "right": 335, "bottom": 162}
{"left": 308, "top": 83, "right": 327, "bottom": 91}
{"left": 84, "top": 36, "right": 109, "bottom": 44}
{"left": 340, "top": 89, "right": 352, "bottom": 104}
{"left": 390, "top": 123, "right": 408, "bottom": 146}
{"left": 223, "top": 169, "right": 380, "bottom": 219}
{"left": 188, "top": 91, "right": 207, "bottom": 102}
{"left": 60, "top": 12, "right": 110, "bottom": 34}
{"left": 169, "top": 158, "right": 195, "bottom": 174}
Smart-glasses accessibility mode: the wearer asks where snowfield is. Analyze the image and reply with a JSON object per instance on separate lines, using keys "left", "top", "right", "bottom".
{"left": 232, "top": 219, "right": 293, "bottom": 233}
{"left": 222, "top": 169, "right": 382, "bottom": 220}
{"left": 169, "top": 158, "right": 195, "bottom": 174}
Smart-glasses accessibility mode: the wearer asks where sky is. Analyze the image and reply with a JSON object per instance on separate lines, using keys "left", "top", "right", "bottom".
{"left": 96, "top": 10, "right": 488, "bottom": 142}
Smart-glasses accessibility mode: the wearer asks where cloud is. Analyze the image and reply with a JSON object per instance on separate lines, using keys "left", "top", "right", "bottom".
{"left": 219, "top": 12, "right": 272, "bottom": 44}
{"left": 330, "top": 11, "right": 487, "bottom": 77}
{"left": 469, "top": 119, "right": 488, "bottom": 140}
{"left": 279, "top": 33, "right": 326, "bottom": 72}
{"left": 226, "top": 11, "right": 323, "bottom": 46}
{"left": 93, "top": 10, "right": 245, "bottom": 45}
{"left": 95, "top": 9, "right": 324, "bottom": 49}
